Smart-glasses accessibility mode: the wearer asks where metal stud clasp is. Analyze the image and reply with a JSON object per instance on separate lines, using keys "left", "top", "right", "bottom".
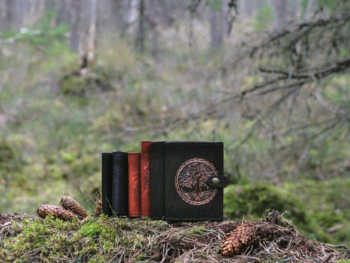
{"left": 212, "top": 178, "right": 220, "bottom": 186}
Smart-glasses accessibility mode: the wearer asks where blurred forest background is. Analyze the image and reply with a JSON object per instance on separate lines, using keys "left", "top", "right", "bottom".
{"left": 0, "top": 0, "right": 349, "bottom": 247}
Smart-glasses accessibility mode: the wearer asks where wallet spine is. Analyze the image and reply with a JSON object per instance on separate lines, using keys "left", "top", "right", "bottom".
{"left": 141, "top": 141, "right": 152, "bottom": 217}
{"left": 102, "top": 153, "right": 113, "bottom": 216}
{"left": 128, "top": 153, "right": 141, "bottom": 218}
{"left": 151, "top": 141, "right": 165, "bottom": 220}
{"left": 111, "top": 151, "right": 128, "bottom": 216}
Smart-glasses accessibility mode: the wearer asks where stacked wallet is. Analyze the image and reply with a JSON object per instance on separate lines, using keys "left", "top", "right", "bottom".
{"left": 102, "top": 141, "right": 228, "bottom": 220}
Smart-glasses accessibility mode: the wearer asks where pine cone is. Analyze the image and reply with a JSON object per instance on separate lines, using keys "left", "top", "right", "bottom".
{"left": 222, "top": 223, "right": 257, "bottom": 256}
{"left": 37, "top": 204, "right": 76, "bottom": 221}
{"left": 94, "top": 198, "right": 102, "bottom": 217}
{"left": 60, "top": 196, "right": 88, "bottom": 218}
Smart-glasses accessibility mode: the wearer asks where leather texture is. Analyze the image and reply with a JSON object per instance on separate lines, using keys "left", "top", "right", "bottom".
{"left": 102, "top": 153, "right": 113, "bottom": 216}
{"left": 111, "top": 151, "right": 128, "bottom": 216}
{"left": 164, "top": 142, "right": 224, "bottom": 221}
{"left": 205, "top": 176, "right": 229, "bottom": 188}
{"left": 151, "top": 141, "right": 166, "bottom": 220}
{"left": 128, "top": 153, "right": 141, "bottom": 218}
{"left": 141, "top": 141, "right": 152, "bottom": 218}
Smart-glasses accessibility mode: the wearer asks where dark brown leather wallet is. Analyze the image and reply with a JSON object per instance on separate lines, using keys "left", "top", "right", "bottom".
{"left": 151, "top": 141, "right": 227, "bottom": 221}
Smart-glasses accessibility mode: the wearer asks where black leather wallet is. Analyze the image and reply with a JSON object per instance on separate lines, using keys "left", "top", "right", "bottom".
{"left": 151, "top": 141, "right": 227, "bottom": 221}
{"left": 151, "top": 141, "right": 166, "bottom": 220}
{"left": 102, "top": 153, "right": 113, "bottom": 216}
{"left": 111, "top": 151, "right": 128, "bottom": 216}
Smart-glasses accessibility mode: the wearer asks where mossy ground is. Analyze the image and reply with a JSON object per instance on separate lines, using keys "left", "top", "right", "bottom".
{"left": 1, "top": 212, "right": 349, "bottom": 262}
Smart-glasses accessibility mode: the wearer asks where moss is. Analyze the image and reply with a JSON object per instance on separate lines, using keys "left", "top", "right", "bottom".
{"left": 224, "top": 183, "right": 307, "bottom": 226}
{"left": 59, "top": 69, "right": 113, "bottom": 97}
{"left": 0, "top": 139, "right": 15, "bottom": 170}
{"left": 81, "top": 222, "right": 101, "bottom": 237}
{"left": 60, "top": 75, "right": 88, "bottom": 96}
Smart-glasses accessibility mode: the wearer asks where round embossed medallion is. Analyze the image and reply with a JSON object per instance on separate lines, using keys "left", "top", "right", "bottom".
{"left": 175, "top": 158, "right": 218, "bottom": 205}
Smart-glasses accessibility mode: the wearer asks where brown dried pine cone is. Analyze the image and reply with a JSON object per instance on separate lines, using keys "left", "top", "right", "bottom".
{"left": 37, "top": 204, "right": 76, "bottom": 221}
{"left": 222, "top": 223, "right": 257, "bottom": 256}
{"left": 60, "top": 196, "right": 88, "bottom": 218}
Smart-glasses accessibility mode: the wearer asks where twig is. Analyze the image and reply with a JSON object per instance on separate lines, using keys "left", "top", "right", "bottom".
{"left": 320, "top": 255, "right": 332, "bottom": 263}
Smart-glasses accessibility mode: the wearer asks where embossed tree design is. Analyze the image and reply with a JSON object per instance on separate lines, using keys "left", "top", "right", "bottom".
{"left": 179, "top": 162, "right": 212, "bottom": 197}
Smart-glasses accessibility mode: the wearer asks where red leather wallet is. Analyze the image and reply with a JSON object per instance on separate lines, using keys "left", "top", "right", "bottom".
{"left": 128, "top": 153, "right": 141, "bottom": 218}
{"left": 141, "top": 141, "right": 152, "bottom": 217}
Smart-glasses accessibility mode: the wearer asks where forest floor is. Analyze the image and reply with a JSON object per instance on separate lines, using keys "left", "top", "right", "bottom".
{"left": 0, "top": 211, "right": 349, "bottom": 263}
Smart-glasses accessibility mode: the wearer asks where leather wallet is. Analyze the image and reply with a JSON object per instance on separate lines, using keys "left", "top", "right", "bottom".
{"left": 141, "top": 141, "right": 152, "bottom": 218}
{"left": 111, "top": 151, "right": 128, "bottom": 216}
{"left": 151, "top": 141, "right": 227, "bottom": 221}
{"left": 151, "top": 141, "right": 166, "bottom": 220}
{"left": 128, "top": 153, "right": 141, "bottom": 218}
{"left": 102, "top": 153, "right": 113, "bottom": 216}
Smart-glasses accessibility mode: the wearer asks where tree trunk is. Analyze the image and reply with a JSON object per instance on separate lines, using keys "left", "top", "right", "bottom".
{"left": 244, "top": 0, "right": 254, "bottom": 17}
{"left": 0, "top": 1, "right": 4, "bottom": 32}
{"left": 87, "top": 0, "right": 97, "bottom": 64}
{"left": 110, "top": 0, "right": 129, "bottom": 32}
{"left": 289, "top": 0, "right": 300, "bottom": 20}
{"left": 4, "top": 0, "right": 16, "bottom": 31}
{"left": 237, "top": 0, "right": 244, "bottom": 17}
{"left": 135, "top": 0, "right": 145, "bottom": 53}
{"left": 273, "top": 0, "right": 287, "bottom": 30}
{"left": 69, "top": 0, "right": 82, "bottom": 52}
{"left": 209, "top": 3, "right": 224, "bottom": 50}
{"left": 45, "top": 0, "right": 56, "bottom": 12}
{"left": 128, "top": 0, "right": 139, "bottom": 24}
{"left": 256, "top": 0, "right": 264, "bottom": 10}
{"left": 57, "top": 0, "right": 71, "bottom": 26}
{"left": 222, "top": 0, "right": 228, "bottom": 35}
{"left": 305, "top": 0, "right": 316, "bottom": 20}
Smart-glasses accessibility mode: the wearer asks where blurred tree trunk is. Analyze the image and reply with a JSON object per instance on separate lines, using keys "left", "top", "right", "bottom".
{"left": 256, "top": 0, "right": 264, "bottom": 10}
{"left": 135, "top": 0, "right": 145, "bottom": 53}
{"left": 151, "top": 27, "right": 159, "bottom": 57}
{"left": 244, "top": 0, "right": 254, "bottom": 17}
{"left": 57, "top": 0, "right": 71, "bottom": 26}
{"left": 0, "top": 1, "right": 4, "bottom": 32}
{"left": 289, "top": 0, "right": 300, "bottom": 20}
{"left": 188, "top": 0, "right": 198, "bottom": 50}
{"left": 147, "top": 0, "right": 160, "bottom": 58}
{"left": 70, "top": 0, "right": 82, "bottom": 52}
{"left": 128, "top": 0, "right": 139, "bottom": 24}
{"left": 305, "top": 0, "right": 316, "bottom": 20}
{"left": 110, "top": 0, "right": 129, "bottom": 32}
{"left": 237, "top": 0, "right": 244, "bottom": 16}
{"left": 156, "top": 0, "right": 174, "bottom": 26}
{"left": 222, "top": 0, "right": 228, "bottom": 35}
{"left": 4, "top": 0, "right": 16, "bottom": 31}
{"left": 87, "top": 0, "right": 97, "bottom": 64}
{"left": 209, "top": 2, "right": 224, "bottom": 50}
{"left": 273, "top": 0, "right": 287, "bottom": 30}
{"left": 45, "top": 0, "right": 56, "bottom": 12}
